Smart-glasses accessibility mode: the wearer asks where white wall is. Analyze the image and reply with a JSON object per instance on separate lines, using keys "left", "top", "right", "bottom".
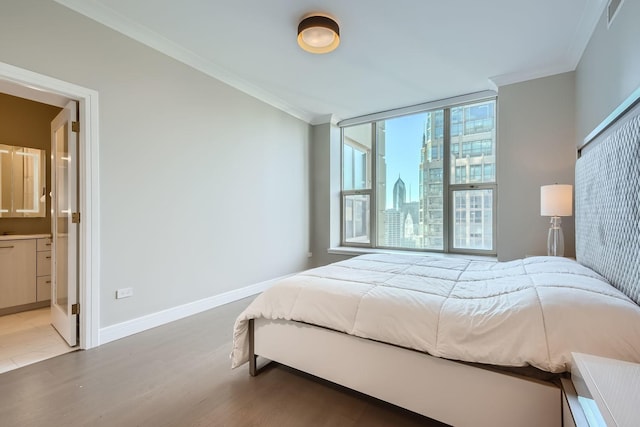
{"left": 576, "top": 0, "right": 640, "bottom": 142}
{"left": 497, "top": 72, "right": 576, "bottom": 260}
{"left": 0, "top": 0, "right": 311, "bottom": 327}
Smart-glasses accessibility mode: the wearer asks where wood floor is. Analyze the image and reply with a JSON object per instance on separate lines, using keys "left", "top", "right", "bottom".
{"left": 0, "top": 298, "right": 448, "bottom": 427}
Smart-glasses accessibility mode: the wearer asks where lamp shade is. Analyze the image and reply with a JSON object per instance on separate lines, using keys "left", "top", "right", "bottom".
{"left": 297, "top": 15, "right": 340, "bottom": 54}
{"left": 540, "top": 184, "right": 573, "bottom": 216}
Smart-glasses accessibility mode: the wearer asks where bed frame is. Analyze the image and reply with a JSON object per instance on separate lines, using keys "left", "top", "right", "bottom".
{"left": 249, "top": 318, "right": 560, "bottom": 426}
{"left": 246, "top": 90, "right": 640, "bottom": 427}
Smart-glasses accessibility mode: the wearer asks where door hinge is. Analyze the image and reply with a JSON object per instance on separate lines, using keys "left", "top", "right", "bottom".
{"left": 72, "top": 212, "right": 81, "bottom": 223}
{"left": 71, "top": 121, "right": 79, "bottom": 133}
{"left": 72, "top": 303, "right": 80, "bottom": 315}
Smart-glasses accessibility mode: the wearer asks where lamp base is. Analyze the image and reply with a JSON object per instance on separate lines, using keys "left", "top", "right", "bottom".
{"left": 547, "top": 216, "right": 564, "bottom": 257}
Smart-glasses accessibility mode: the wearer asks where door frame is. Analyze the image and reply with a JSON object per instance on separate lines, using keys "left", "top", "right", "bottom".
{"left": 0, "top": 61, "right": 100, "bottom": 350}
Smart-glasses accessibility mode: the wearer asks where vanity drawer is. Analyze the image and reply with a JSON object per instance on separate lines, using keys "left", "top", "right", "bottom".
{"left": 37, "top": 250, "right": 52, "bottom": 277}
{"left": 0, "top": 239, "right": 37, "bottom": 309}
{"left": 37, "top": 275, "right": 52, "bottom": 302}
{"left": 37, "top": 238, "right": 52, "bottom": 252}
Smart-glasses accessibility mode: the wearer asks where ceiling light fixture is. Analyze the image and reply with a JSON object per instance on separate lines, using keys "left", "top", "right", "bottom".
{"left": 297, "top": 14, "right": 340, "bottom": 54}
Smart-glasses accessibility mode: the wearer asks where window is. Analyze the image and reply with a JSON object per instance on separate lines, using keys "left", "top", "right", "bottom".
{"left": 454, "top": 166, "right": 467, "bottom": 184}
{"left": 452, "top": 189, "right": 493, "bottom": 250}
{"left": 344, "top": 193, "right": 370, "bottom": 244}
{"left": 469, "top": 165, "right": 482, "bottom": 182}
{"left": 460, "top": 140, "right": 493, "bottom": 157}
{"left": 341, "top": 96, "right": 496, "bottom": 254}
{"left": 428, "top": 168, "right": 443, "bottom": 183}
{"left": 483, "top": 164, "right": 495, "bottom": 181}
{"left": 342, "top": 124, "right": 373, "bottom": 245}
{"left": 462, "top": 103, "right": 495, "bottom": 134}
{"left": 343, "top": 142, "right": 368, "bottom": 190}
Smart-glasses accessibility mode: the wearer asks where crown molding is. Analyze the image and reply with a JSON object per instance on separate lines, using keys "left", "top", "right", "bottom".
{"left": 566, "top": 0, "right": 608, "bottom": 69}
{"left": 309, "top": 114, "right": 341, "bottom": 126}
{"left": 54, "top": 0, "right": 608, "bottom": 124}
{"left": 490, "top": 0, "right": 606, "bottom": 88}
{"left": 489, "top": 62, "right": 575, "bottom": 88}
{"left": 53, "top": 0, "right": 316, "bottom": 124}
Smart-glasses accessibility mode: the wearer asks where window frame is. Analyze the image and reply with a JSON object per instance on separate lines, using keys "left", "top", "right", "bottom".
{"left": 341, "top": 188, "right": 374, "bottom": 247}
{"left": 340, "top": 124, "right": 376, "bottom": 247}
{"left": 339, "top": 91, "right": 497, "bottom": 256}
{"left": 448, "top": 183, "right": 497, "bottom": 254}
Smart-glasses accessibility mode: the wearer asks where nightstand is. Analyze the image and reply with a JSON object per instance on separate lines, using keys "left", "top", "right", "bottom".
{"left": 562, "top": 353, "right": 640, "bottom": 426}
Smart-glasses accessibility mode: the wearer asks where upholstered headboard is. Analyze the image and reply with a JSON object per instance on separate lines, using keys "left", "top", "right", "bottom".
{"left": 575, "top": 97, "right": 640, "bottom": 305}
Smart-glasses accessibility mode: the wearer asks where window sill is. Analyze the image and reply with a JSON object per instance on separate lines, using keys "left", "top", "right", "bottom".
{"left": 327, "top": 246, "right": 498, "bottom": 262}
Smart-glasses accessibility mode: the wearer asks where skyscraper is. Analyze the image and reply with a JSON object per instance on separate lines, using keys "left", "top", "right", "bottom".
{"left": 419, "top": 111, "right": 445, "bottom": 249}
{"left": 419, "top": 101, "right": 495, "bottom": 251}
{"left": 384, "top": 176, "right": 420, "bottom": 248}
{"left": 392, "top": 175, "right": 406, "bottom": 210}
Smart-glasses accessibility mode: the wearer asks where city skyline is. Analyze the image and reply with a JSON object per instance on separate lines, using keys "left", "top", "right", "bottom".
{"left": 343, "top": 99, "right": 496, "bottom": 252}
{"left": 383, "top": 113, "right": 425, "bottom": 207}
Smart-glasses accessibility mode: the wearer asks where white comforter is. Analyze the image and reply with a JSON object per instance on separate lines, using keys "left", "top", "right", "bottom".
{"left": 231, "top": 254, "right": 640, "bottom": 373}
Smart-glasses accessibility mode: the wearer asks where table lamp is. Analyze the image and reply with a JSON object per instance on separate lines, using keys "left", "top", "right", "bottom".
{"left": 540, "top": 184, "right": 573, "bottom": 256}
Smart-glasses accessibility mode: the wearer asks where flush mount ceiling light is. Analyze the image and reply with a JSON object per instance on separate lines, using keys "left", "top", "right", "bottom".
{"left": 297, "top": 14, "right": 340, "bottom": 54}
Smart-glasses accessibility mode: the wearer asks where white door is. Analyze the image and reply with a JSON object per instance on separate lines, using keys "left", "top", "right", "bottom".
{"left": 50, "top": 101, "right": 78, "bottom": 346}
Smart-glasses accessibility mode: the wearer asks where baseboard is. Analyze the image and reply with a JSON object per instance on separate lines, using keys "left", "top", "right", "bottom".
{"left": 0, "top": 300, "right": 49, "bottom": 317}
{"left": 98, "top": 275, "right": 288, "bottom": 345}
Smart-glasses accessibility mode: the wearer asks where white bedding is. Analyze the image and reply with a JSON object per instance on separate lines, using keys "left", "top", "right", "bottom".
{"left": 231, "top": 254, "right": 640, "bottom": 373}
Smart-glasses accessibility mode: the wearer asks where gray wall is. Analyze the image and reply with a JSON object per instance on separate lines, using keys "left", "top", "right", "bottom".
{"left": 497, "top": 72, "right": 576, "bottom": 260}
{"left": 310, "top": 122, "right": 350, "bottom": 267}
{"left": 0, "top": 0, "right": 311, "bottom": 327}
{"left": 576, "top": 0, "right": 640, "bottom": 142}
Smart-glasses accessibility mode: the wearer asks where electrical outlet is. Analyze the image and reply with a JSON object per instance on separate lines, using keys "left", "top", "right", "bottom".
{"left": 116, "top": 287, "right": 134, "bottom": 299}
{"left": 307, "top": 252, "right": 313, "bottom": 258}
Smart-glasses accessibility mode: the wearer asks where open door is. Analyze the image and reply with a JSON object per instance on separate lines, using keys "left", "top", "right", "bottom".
{"left": 50, "top": 101, "right": 79, "bottom": 346}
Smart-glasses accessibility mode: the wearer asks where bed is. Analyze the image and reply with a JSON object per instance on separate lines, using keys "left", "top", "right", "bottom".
{"left": 231, "top": 93, "right": 640, "bottom": 427}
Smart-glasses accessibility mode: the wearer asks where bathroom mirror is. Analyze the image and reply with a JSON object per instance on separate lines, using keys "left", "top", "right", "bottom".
{"left": 0, "top": 144, "right": 46, "bottom": 217}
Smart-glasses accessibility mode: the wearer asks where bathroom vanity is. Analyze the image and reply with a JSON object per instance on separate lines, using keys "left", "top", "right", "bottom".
{"left": 0, "top": 234, "right": 52, "bottom": 315}
{"left": 0, "top": 142, "right": 51, "bottom": 314}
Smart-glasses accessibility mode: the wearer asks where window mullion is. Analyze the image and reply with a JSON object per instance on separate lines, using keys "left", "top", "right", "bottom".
{"left": 370, "top": 122, "right": 377, "bottom": 248}
{"left": 443, "top": 108, "right": 451, "bottom": 253}
{"left": 340, "top": 126, "right": 345, "bottom": 245}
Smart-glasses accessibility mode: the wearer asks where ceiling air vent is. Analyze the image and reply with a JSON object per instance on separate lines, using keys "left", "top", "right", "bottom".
{"left": 607, "top": 0, "right": 624, "bottom": 28}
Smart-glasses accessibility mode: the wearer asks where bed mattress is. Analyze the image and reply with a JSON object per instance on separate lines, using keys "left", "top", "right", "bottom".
{"left": 231, "top": 254, "right": 640, "bottom": 373}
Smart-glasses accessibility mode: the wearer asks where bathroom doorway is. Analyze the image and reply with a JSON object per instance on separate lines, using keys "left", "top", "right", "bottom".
{"left": 0, "top": 91, "right": 75, "bottom": 372}
{"left": 0, "top": 61, "right": 100, "bottom": 373}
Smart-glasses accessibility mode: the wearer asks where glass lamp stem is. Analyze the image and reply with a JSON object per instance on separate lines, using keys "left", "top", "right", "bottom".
{"left": 547, "top": 216, "right": 564, "bottom": 257}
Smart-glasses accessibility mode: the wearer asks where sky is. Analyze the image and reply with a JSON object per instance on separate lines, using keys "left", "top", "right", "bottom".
{"left": 383, "top": 113, "right": 427, "bottom": 208}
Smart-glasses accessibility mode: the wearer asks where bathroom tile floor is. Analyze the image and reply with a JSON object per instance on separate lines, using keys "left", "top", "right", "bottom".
{"left": 0, "top": 307, "right": 75, "bottom": 374}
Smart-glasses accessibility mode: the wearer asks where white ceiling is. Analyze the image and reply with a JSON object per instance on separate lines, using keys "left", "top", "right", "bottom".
{"left": 54, "top": 0, "right": 607, "bottom": 124}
